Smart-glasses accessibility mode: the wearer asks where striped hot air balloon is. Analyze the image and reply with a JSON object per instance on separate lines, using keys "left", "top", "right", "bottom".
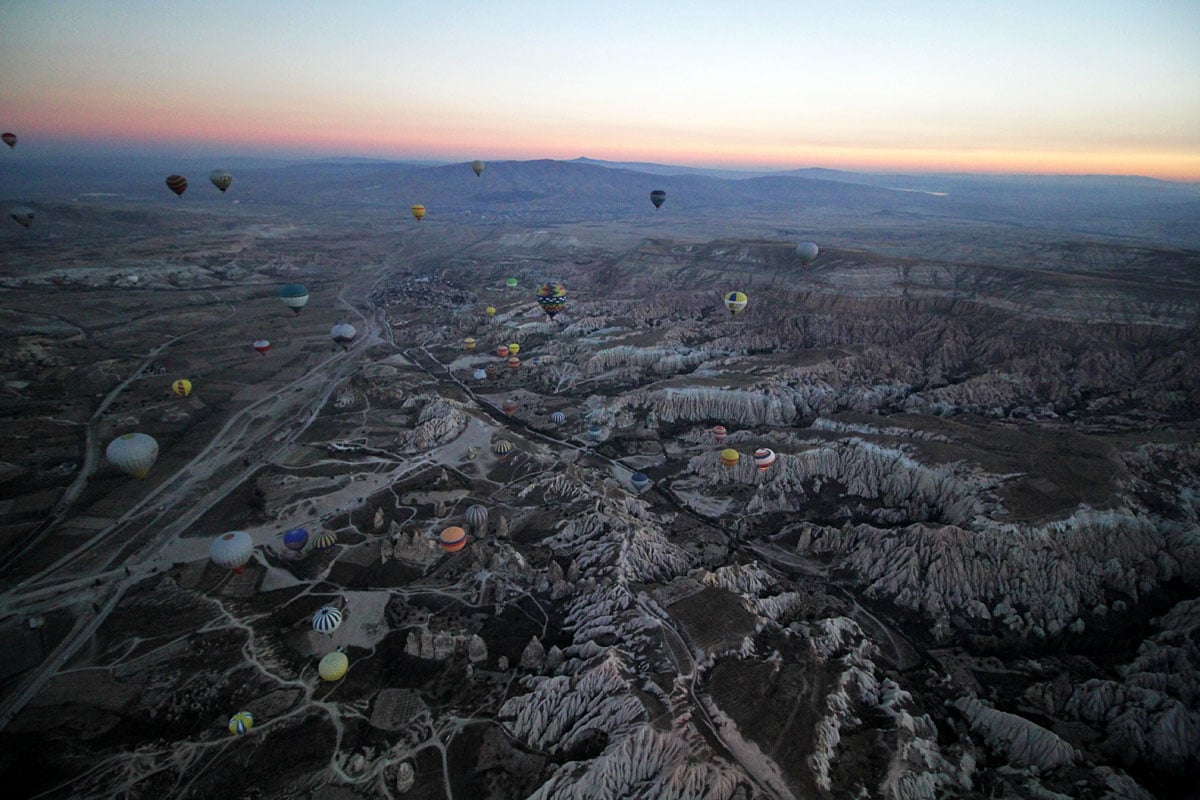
{"left": 312, "top": 531, "right": 338, "bottom": 550}
{"left": 485, "top": 364, "right": 499, "bottom": 381}
{"left": 711, "top": 425, "right": 727, "bottom": 444}
{"left": 172, "top": 379, "right": 192, "bottom": 397}
{"left": 229, "top": 711, "right": 254, "bottom": 735}
{"left": 439, "top": 526, "right": 467, "bottom": 553}
{"left": 463, "top": 337, "right": 477, "bottom": 351}
{"left": 492, "top": 440, "right": 513, "bottom": 461}
{"left": 165, "top": 175, "right": 188, "bottom": 197}
{"left": 550, "top": 411, "right": 565, "bottom": 425}
{"left": 720, "top": 449, "right": 740, "bottom": 468}
{"left": 312, "top": 606, "right": 342, "bottom": 635}
{"left": 753, "top": 448, "right": 777, "bottom": 472}
{"left": 465, "top": 504, "right": 488, "bottom": 532}
{"left": 411, "top": 204, "right": 426, "bottom": 221}
{"left": 318, "top": 650, "right": 349, "bottom": 681}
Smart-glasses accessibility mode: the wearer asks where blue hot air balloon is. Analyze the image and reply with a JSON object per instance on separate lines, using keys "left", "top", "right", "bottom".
{"left": 283, "top": 528, "right": 309, "bottom": 552}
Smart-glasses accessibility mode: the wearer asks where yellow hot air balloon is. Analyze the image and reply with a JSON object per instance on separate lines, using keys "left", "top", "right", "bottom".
{"left": 507, "top": 343, "right": 520, "bottom": 355}
{"left": 319, "top": 650, "right": 349, "bottom": 681}
{"left": 724, "top": 291, "right": 748, "bottom": 316}
{"left": 471, "top": 160, "right": 485, "bottom": 177}
{"left": 720, "top": 449, "right": 740, "bottom": 467}
{"left": 463, "top": 337, "right": 477, "bottom": 351}
{"left": 172, "top": 379, "right": 192, "bottom": 398}
{"left": 485, "top": 306, "right": 496, "bottom": 317}
{"left": 411, "top": 204, "right": 426, "bottom": 221}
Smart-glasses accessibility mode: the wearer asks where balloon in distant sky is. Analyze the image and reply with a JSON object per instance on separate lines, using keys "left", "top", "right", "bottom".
{"left": 9, "top": 207, "right": 34, "bottom": 228}
{"left": 536, "top": 283, "right": 567, "bottom": 320}
{"left": 411, "top": 204, "right": 426, "bottom": 221}
{"left": 1, "top": 132, "right": 16, "bottom": 149}
{"left": 319, "top": 651, "right": 349, "bottom": 681}
{"left": 209, "top": 170, "right": 233, "bottom": 193}
{"left": 165, "top": 175, "right": 187, "bottom": 197}
{"left": 724, "top": 291, "right": 748, "bottom": 316}
{"left": 506, "top": 278, "right": 517, "bottom": 288}
{"left": 229, "top": 711, "right": 254, "bottom": 736}
{"left": 720, "top": 449, "right": 740, "bottom": 467}
{"left": 471, "top": 160, "right": 485, "bottom": 177}
{"left": 439, "top": 526, "right": 467, "bottom": 553}
{"left": 753, "top": 448, "right": 777, "bottom": 471}
{"left": 312, "top": 606, "right": 342, "bottom": 635}
{"left": 463, "top": 337, "right": 477, "bottom": 351}
{"left": 210, "top": 530, "right": 254, "bottom": 572}
{"left": 253, "top": 339, "right": 271, "bottom": 355}
{"left": 279, "top": 284, "right": 309, "bottom": 314}
{"left": 331, "top": 323, "right": 356, "bottom": 346}
{"left": 796, "top": 242, "right": 819, "bottom": 266}
{"left": 105, "top": 432, "right": 159, "bottom": 478}
{"left": 465, "top": 504, "right": 488, "bottom": 531}
{"left": 172, "top": 379, "right": 192, "bottom": 397}
{"left": 650, "top": 190, "right": 666, "bottom": 209}
{"left": 283, "top": 527, "right": 309, "bottom": 552}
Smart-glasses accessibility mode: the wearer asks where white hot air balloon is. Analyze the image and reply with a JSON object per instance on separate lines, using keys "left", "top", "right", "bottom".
{"left": 210, "top": 530, "right": 254, "bottom": 572}
{"left": 796, "top": 241, "right": 819, "bottom": 266}
{"left": 209, "top": 169, "right": 233, "bottom": 193}
{"left": 105, "top": 433, "right": 159, "bottom": 478}
{"left": 330, "top": 323, "right": 356, "bottom": 347}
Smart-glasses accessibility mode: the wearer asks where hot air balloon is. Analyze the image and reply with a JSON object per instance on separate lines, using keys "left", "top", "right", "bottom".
{"left": 724, "top": 291, "right": 748, "bottom": 316}
{"left": 105, "top": 433, "right": 159, "bottom": 478}
{"left": 465, "top": 504, "right": 488, "bottom": 531}
{"left": 753, "top": 448, "right": 777, "bottom": 471}
{"left": 471, "top": 160, "right": 485, "bottom": 177}
{"left": 319, "top": 650, "right": 349, "bottom": 681}
{"left": 439, "top": 526, "right": 467, "bottom": 553}
{"left": 550, "top": 411, "right": 565, "bottom": 425}
{"left": 536, "top": 283, "right": 567, "bottom": 320}
{"left": 505, "top": 278, "right": 518, "bottom": 288}
{"left": 1, "top": 132, "right": 16, "bottom": 149}
{"left": 650, "top": 190, "right": 666, "bottom": 209}
{"left": 331, "top": 323, "right": 356, "bottom": 347}
{"left": 253, "top": 339, "right": 271, "bottom": 355}
{"left": 463, "top": 337, "right": 477, "bottom": 351}
{"left": 279, "top": 284, "right": 309, "bottom": 314}
{"left": 9, "top": 207, "right": 34, "bottom": 228}
{"left": 411, "top": 204, "right": 426, "bottom": 221}
{"left": 313, "top": 531, "right": 338, "bottom": 550}
{"left": 492, "top": 440, "right": 513, "bottom": 461}
{"left": 210, "top": 530, "right": 254, "bottom": 572}
{"left": 172, "top": 379, "right": 192, "bottom": 398}
{"left": 485, "top": 306, "right": 497, "bottom": 317}
{"left": 209, "top": 170, "right": 233, "bottom": 193}
{"left": 485, "top": 364, "right": 499, "bottom": 381}
{"left": 313, "top": 606, "right": 342, "bottom": 635}
{"left": 507, "top": 343, "right": 520, "bottom": 355}
{"left": 506, "top": 355, "right": 520, "bottom": 369}
{"left": 502, "top": 399, "right": 517, "bottom": 415}
{"left": 496, "top": 345, "right": 510, "bottom": 357}
{"left": 473, "top": 368, "right": 487, "bottom": 381}
{"left": 165, "top": 175, "right": 187, "bottom": 197}
{"left": 720, "top": 449, "right": 740, "bottom": 468}
{"left": 283, "top": 527, "right": 309, "bottom": 552}
{"left": 631, "top": 472, "right": 651, "bottom": 491}
{"left": 52, "top": 275, "right": 66, "bottom": 286}
{"left": 711, "top": 425, "right": 727, "bottom": 445}
{"left": 587, "top": 424, "right": 603, "bottom": 442}
{"left": 796, "top": 242, "right": 819, "bottom": 266}
{"left": 229, "top": 711, "right": 254, "bottom": 736}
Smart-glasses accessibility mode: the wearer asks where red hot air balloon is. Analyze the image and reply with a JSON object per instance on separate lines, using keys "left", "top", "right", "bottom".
{"left": 711, "top": 425, "right": 727, "bottom": 445}
{"left": 165, "top": 175, "right": 188, "bottom": 197}
{"left": 253, "top": 339, "right": 271, "bottom": 355}
{"left": 502, "top": 399, "right": 517, "bottom": 415}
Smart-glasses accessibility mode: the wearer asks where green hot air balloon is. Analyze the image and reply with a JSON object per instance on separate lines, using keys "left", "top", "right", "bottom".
{"left": 279, "top": 284, "right": 309, "bottom": 315}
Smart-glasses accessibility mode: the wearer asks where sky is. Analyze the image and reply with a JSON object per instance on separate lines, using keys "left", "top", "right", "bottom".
{"left": 2, "top": 0, "right": 1199, "bottom": 179}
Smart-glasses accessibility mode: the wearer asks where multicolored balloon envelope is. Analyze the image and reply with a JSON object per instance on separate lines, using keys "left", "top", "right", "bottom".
{"left": 550, "top": 411, "right": 565, "bottom": 425}
{"left": 492, "top": 440, "right": 513, "bottom": 461}
{"left": 711, "top": 425, "right": 727, "bottom": 444}
{"left": 753, "top": 448, "right": 777, "bottom": 471}
{"left": 172, "top": 379, "right": 192, "bottom": 397}
{"left": 536, "top": 283, "right": 567, "bottom": 319}
{"left": 439, "top": 526, "right": 467, "bottom": 553}
{"left": 279, "top": 284, "right": 309, "bottom": 314}
{"left": 631, "top": 472, "right": 651, "bottom": 491}
{"left": 165, "top": 175, "right": 188, "bottom": 197}
{"left": 229, "top": 711, "right": 254, "bottom": 736}
{"left": 724, "top": 291, "right": 748, "bottom": 316}
{"left": 313, "top": 531, "right": 338, "bottom": 550}
{"left": 411, "top": 204, "right": 426, "bottom": 221}
{"left": 253, "top": 339, "right": 271, "bottom": 355}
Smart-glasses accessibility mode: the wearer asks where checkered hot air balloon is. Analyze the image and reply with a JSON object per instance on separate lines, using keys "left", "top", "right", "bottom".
{"left": 312, "top": 606, "right": 342, "bottom": 635}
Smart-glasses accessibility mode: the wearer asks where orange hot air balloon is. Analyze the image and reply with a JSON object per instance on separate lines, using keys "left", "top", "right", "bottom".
{"left": 440, "top": 526, "right": 467, "bottom": 553}
{"left": 496, "top": 345, "right": 509, "bottom": 357}
{"left": 165, "top": 175, "right": 188, "bottom": 197}
{"left": 506, "top": 356, "right": 520, "bottom": 369}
